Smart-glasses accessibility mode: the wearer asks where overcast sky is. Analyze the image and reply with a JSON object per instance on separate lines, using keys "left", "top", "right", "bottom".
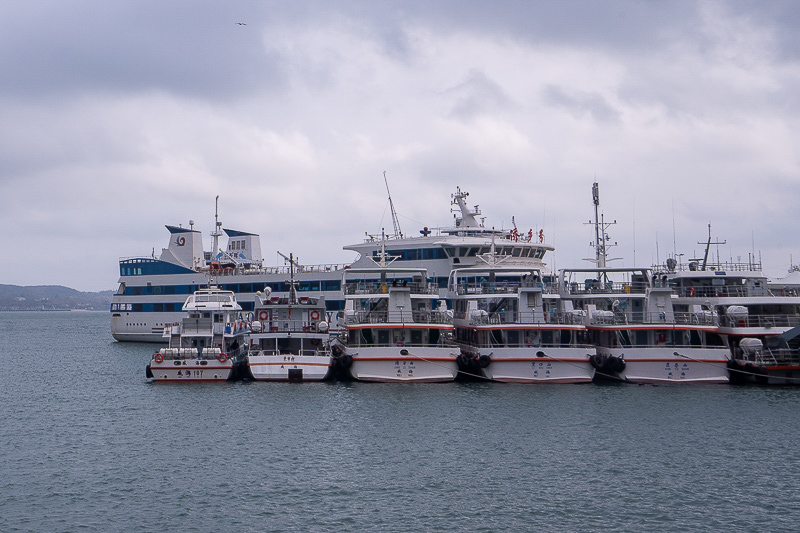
{"left": 2, "top": 0, "right": 799, "bottom": 292}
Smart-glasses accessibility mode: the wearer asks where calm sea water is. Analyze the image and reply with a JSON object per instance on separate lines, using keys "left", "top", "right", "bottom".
{"left": 2, "top": 311, "right": 800, "bottom": 532}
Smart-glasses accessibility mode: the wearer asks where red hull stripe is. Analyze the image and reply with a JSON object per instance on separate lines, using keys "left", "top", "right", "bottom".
{"left": 588, "top": 326, "right": 717, "bottom": 332}
{"left": 249, "top": 362, "right": 330, "bottom": 367}
{"left": 622, "top": 358, "right": 728, "bottom": 363}
{"left": 353, "top": 357, "right": 457, "bottom": 362}
{"left": 347, "top": 325, "right": 453, "bottom": 330}
{"left": 484, "top": 358, "right": 590, "bottom": 363}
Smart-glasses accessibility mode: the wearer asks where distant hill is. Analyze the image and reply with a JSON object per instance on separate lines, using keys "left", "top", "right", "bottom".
{"left": 0, "top": 285, "right": 113, "bottom": 311}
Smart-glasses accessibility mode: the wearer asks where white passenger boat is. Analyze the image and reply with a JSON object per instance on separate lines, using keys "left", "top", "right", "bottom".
{"left": 448, "top": 254, "right": 595, "bottom": 383}
{"left": 245, "top": 254, "right": 333, "bottom": 382}
{"left": 561, "top": 268, "right": 730, "bottom": 384}
{"left": 558, "top": 183, "right": 729, "bottom": 384}
{"left": 333, "top": 242, "right": 459, "bottom": 382}
{"left": 654, "top": 227, "right": 800, "bottom": 385}
{"left": 146, "top": 286, "right": 248, "bottom": 382}
{"left": 112, "top": 188, "right": 552, "bottom": 343}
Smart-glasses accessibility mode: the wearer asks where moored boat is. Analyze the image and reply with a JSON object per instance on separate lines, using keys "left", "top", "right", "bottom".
{"left": 655, "top": 226, "right": 800, "bottom": 385}
{"left": 146, "top": 286, "right": 248, "bottom": 382}
{"left": 448, "top": 258, "right": 595, "bottom": 383}
{"left": 565, "top": 271, "right": 731, "bottom": 384}
{"left": 245, "top": 254, "right": 333, "bottom": 382}
{"left": 332, "top": 242, "right": 459, "bottom": 382}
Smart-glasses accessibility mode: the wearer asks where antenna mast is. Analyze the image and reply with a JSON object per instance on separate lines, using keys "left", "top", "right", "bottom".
{"left": 384, "top": 171, "right": 403, "bottom": 238}
{"left": 211, "top": 195, "right": 223, "bottom": 261}
{"left": 584, "top": 182, "right": 619, "bottom": 277}
{"left": 698, "top": 224, "right": 725, "bottom": 271}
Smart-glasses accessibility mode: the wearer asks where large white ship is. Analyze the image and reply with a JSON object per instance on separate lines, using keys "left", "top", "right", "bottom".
{"left": 110, "top": 188, "right": 553, "bottom": 342}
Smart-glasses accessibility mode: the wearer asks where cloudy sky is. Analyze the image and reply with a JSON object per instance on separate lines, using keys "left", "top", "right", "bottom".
{"left": 3, "top": 0, "right": 799, "bottom": 292}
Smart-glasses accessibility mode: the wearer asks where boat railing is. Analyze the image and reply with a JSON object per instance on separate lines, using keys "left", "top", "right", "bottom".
{"left": 250, "top": 348, "right": 331, "bottom": 358}
{"left": 452, "top": 281, "right": 557, "bottom": 296}
{"left": 344, "top": 281, "right": 439, "bottom": 295}
{"left": 456, "top": 310, "right": 582, "bottom": 326}
{"left": 345, "top": 310, "right": 452, "bottom": 325}
{"left": 654, "top": 260, "right": 762, "bottom": 273}
{"left": 764, "top": 347, "right": 800, "bottom": 365}
{"left": 251, "top": 319, "right": 328, "bottom": 334}
{"left": 587, "top": 311, "right": 717, "bottom": 326}
{"left": 562, "top": 281, "right": 648, "bottom": 296}
{"left": 159, "top": 346, "right": 244, "bottom": 360}
{"left": 168, "top": 320, "right": 249, "bottom": 336}
{"left": 720, "top": 314, "right": 800, "bottom": 329}
{"left": 675, "top": 286, "right": 769, "bottom": 298}
{"left": 207, "top": 262, "right": 349, "bottom": 276}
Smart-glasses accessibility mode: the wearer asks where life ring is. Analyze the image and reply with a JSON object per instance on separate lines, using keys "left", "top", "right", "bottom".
{"left": 258, "top": 310, "right": 269, "bottom": 321}
{"left": 689, "top": 287, "right": 695, "bottom": 296}
{"left": 218, "top": 352, "right": 228, "bottom": 363}
{"left": 310, "top": 310, "right": 320, "bottom": 321}
{"left": 396, "top": 342, "right": 404, "bottom": 347}
{"left": 153, "top": 352, "right": 164, "bottom": 363}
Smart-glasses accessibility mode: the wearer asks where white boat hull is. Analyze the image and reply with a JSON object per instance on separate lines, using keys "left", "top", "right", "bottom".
{"left": 247, "top": 353, "right": 332, "bottom": 381}
{"left": 478, "top": 347, "right": 594, "bottom": 383}
{"left": 148, "top": 358, "right": 235, "bottom": 382}
{"left": 598, "top": 346, "right": 730, "bottom": 384}
{"left": 349, "top": 346, "right": 459, "bottom": 383}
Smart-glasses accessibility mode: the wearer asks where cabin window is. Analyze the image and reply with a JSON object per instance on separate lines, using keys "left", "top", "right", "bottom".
{"left": 359, "top": 329, "right": 374, "bottom": 345}
{"left": 507, "top": 330, "right": 520, "bottom": 346}
{"left": 377, "top": 329, "right": 390, "bottom": 345}
{"left": 491, "top": 329, "right": 504, "bottom": 346}
{"left": 410, "top": 329, "right": 423, "bottom": 345}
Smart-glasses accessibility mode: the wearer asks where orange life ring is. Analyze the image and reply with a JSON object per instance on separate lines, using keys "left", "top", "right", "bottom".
{"left": 310, "top": 310, "right": 320, "bottom": 320}
{"left": 258, "top": 310, "right": 269, "bottom": 321}
{"left": 218, "top": 352, "right": 228, "bottom": 363}
{"left": 153, "top": 352, "right": 164, "bottom": 363}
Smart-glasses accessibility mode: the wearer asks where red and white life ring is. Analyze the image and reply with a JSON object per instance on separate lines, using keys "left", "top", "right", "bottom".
{"left": 153, "top": 352, "right": 164, "bottom": 363}
{"left": 258, "top": 310, "right": 269, "bottom": 321}
{"left": 310, "top": 310, "right": 320, "bottom": 321}
{"left": 218, "top": 352, "right": 228, "bottom": 363}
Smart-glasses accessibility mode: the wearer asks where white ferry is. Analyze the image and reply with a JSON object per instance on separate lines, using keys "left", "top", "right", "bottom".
{"left": 448, "top": 252, "right": 595, "bottom": 383}
{"left": 245, "top": 254, "right": 333, "bottom": 382}
{"left": 111, "top": 188, "right": 552, "bottom": 343}
{"left": 146, "top": 286, "right": 248, "bottom": 382}
{"left": 332, "top": 241, "right": 459, "bottom": 382}
{"left": 654, "top": 227, "right": 800, "bottom": 385}
{"left": 560, "top": 267, "right": 730, "bottom": 384}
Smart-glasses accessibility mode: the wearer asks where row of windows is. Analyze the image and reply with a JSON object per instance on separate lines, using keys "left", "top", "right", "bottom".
{"left": 112, "top": 300, "right": 346, "bottom": 313}
{"left": 124, "top": 280, "right": 344, "bottom": 297}
{"left": 374, "top": 248, "right": 448, "bottom": 261}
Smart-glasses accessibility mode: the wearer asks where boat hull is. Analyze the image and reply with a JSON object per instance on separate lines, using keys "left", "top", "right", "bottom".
{"left": 246, "top": 354, "right": 332, "bottom": 381}
{"left": 148, "top": 358, "right": 235, "bottom": 382}
{"left": 597, "top": 347, "right": 730, "bottom": 384}
{"left": 475, "top": 347, "right": 594, "bottom": 383}
{"left": 349, "top": 347, "right": 459, "bottom": 383}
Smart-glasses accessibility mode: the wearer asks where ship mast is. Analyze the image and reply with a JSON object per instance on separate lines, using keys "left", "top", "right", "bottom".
{"left": 210, "top": 195, "right": 223, "bottom": 261}
{"left": 384, "top": 171, "right": 403, "bottom": 239}
{"left": 278, "top": 251, "right": 301, "bottom": 304}
{"left": 584, "top": 182, "right": 619, "bottom": 279}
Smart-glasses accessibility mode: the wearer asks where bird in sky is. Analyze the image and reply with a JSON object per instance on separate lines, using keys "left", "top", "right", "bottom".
{"left": 236, "top": 22, "right": 246, "bottom": 25}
